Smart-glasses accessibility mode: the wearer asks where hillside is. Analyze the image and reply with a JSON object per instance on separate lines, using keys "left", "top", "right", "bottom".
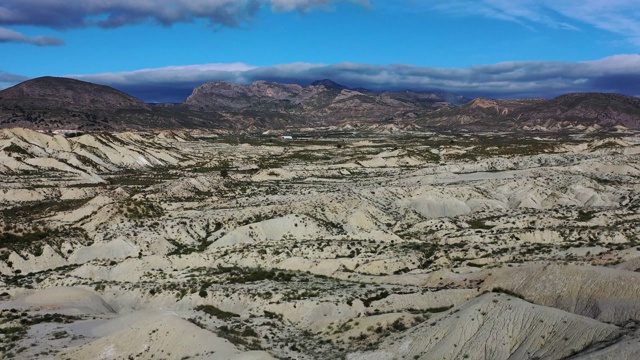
{"left": 0, "top": 77, "right": 149, "bottom": 111}
{"left": 0, "top": 77, "right": 223, "bottom": 131}
{"left": 420, "top": 93, "right": 640, "bottom": 131}
{"left": 182, "top": 80, "right": 465, "bottom": 128}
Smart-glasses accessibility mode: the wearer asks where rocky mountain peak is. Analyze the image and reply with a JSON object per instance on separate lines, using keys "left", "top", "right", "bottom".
{"left": 466, "top": 98, "right": 500, "bottom": 109}
{"left": 310, "top": 79, "right": 348, "bottom": 90}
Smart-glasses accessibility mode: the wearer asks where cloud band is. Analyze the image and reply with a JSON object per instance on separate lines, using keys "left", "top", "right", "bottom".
{"left": 64, "top": 55, "right": 640, "bottom": 102}
{"left": 0, "top": 0, "right": 364, "bottom": 29}
{"left": 0, "top": 27, "right": 64, "bottom": 46}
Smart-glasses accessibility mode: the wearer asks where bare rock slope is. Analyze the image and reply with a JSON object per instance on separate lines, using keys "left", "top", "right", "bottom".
{"left": 482, "top": 264, "right": 640, "bottom": 325}
{"left": 349, "top": 293, "right": 621, "bottom": 360}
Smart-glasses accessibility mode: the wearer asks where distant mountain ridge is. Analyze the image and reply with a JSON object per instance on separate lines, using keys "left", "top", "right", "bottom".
{"left": 181, "top": 79, "right": 472, "bottom": 129}
{"left": 420, "top": 93, "right": 640, "bottom": 130}
{"left": 1, "top": 76, "right": 639, "bottom": 132}
{"left": 183, "top": 79, "right": 465, "bottom": 110}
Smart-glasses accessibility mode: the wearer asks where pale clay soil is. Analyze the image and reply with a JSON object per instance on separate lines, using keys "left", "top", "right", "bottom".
{"left": 0, "top": 128, "right": 640, "bottom": 359}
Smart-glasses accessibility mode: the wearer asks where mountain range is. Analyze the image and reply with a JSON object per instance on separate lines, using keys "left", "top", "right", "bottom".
{"left": 1, "top": 76, "right": 639, "bottom": 132}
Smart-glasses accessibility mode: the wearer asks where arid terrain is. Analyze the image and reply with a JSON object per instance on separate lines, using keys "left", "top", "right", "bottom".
{"left": 1, "top": 126, "right": 640, "bottom": 359}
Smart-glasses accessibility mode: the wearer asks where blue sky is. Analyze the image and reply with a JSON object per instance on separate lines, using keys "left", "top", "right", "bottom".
{"left": 1, "top": 0, "right": 640, "bottom": 102}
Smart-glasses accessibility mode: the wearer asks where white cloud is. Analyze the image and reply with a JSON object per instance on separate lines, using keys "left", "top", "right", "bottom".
{"left": 0, "top": 26, "right": 64, "bottom": 46}
{"left": 428, "top": 0, "right": 640, "bottom": 44}
{"left": 74, "top": 63, "right": 258, "bottom": 84}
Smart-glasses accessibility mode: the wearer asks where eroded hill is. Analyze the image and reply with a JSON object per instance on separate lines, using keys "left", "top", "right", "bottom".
{"left": 1, "top": 129, "right": 640, "bottom": 359}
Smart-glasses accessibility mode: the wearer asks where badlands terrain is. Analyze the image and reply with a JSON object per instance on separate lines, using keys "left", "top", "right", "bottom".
{"left": 1, "top": 127, "right": 640, "bottom": 359}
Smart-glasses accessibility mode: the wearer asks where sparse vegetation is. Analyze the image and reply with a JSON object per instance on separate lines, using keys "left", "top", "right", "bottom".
{"left": 194, "top": 305, "right": 239, "bottom": 320}
{"left": 0, "top": 129, "right": 638, "bottom": 359}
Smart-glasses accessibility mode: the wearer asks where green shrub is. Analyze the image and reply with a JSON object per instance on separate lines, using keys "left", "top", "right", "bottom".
{"left": 195, "top": 305, "right": 239, "bottom": 319}
{"left": 491, "top": 287, "right": 525, "bottom": 300}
